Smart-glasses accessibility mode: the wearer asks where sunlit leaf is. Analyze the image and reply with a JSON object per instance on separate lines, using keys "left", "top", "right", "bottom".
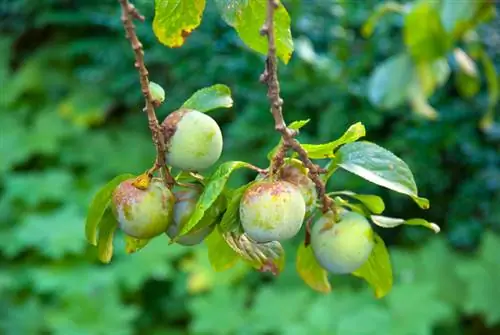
{"left": 479, "top": 49, "right": 499, "bottom": 131}
{"left": 352, "top": 233, "right": 392, "bottom": 298}
{"left": 455, "top": 70, "right": 480, "bottom": 99}
{"left": 267, "top": 119, "right": 310, "bottom": 160}
{"left": 330, "top": 191, "right": 385, "bottom": 214}
{"left": 182, "top": 84, "right": 233, "bottom": 113}
{"left": 153, "top": 0, "right": 206, "bottom": 48}
{"left": 296, "top": 243, "right": 331, "bottom": 293}
{"left": 215, "top": 0, "right": 294, "bottom": 64}
{"left": 408, "top": 83, "right": 439, "bottom": 120}
{"left": 416, "top": 58, "right": 450, "bottom": 97}
{"left": 371, "top": 215, "right": 440, "bottom": 233}
{"left": 97, "top": 209, "right": 117, "bottom": 264}
{"left": 219, "top": 183, "right": 253, "bottom": 233}
{"left": 124, "top": 235, "right": 150, "bottom": 254}
{"left": 301, "top": 122, "right": 366, "bottom": 159}
{"left": 361, "top": 1, "right": 405, "bottom": 38}
{"left": 205, "top": 226, "right": 240, "bottom": 272}
{"left": 85, "top": 173, "right": 134, "bottom": 246}
{"left": 334, "top": 141, "right": 429, "bottom": 209}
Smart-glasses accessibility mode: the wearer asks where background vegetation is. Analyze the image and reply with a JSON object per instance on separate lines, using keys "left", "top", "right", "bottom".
{"left": 1, "top": 0, "right": 499, "bottom": 334}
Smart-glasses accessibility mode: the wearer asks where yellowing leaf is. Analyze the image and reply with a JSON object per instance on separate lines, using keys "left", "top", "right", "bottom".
{"left": 205, "top": 226, "right": 239, "bottom": 272}
{"left": 124, "top": 235, "right": 150, "bottom": 254}
{"left": 352, "top": 233, "right": 393, "bottom": 298}
{"left": 97, "top": 209, "right": 118, "bottom": 264}
{"left": 296, "top": 243, "right": 331, "bottom": 293}
{"left": 153, "top": 0, "right": 206, "bottom": 48}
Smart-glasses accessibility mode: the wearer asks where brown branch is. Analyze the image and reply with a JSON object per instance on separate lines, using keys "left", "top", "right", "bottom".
{"left": 260, "top": 0, "right": 332, "bottom": 213}
{"left": 118, "top": 0, "right": 175, "bottom": 188}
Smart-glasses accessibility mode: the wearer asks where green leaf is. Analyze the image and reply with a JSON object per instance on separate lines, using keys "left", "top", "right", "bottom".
{"left": 368, "top": 53, "right": 415, "bottom": 109}
{"left": 352, "top": 233, "right": 392, "bottom": 299}
{"left": 403, "top": 2, "right": 450, "bottom": 62}
{"left": 361, "top": 1, "right": 405, "bottom": 38}
{"left": 479, "top": 49, "right": 499, "bottom": 131}
{"left": 455, "top": 70, "right": 480, "bottom": 99}
{"left": 296, "top": 243, "right": 331, "bottom": 293}
{"left": 371, "top": 215, "right": 440, "bottom": 233}
{"left": 224, "top": 232, "right": 285, "bottom": 275}
{"left": 181, "top": 84, "right": 233, "bottom": 113}
{"left": 335, "top": 141, "right": 429, "bottom": 209}
{"left": 267, "top": 119, "right": 310, "bottom": 160}
{"left": 416, "top": 58, "right": 450, "bottom": 97}
{"left": 215, "top": 0, "right": 294, "bottom": 64}
{"left": 153, "top": 0, "right": 206, "bottom": 48}
{"left": 301, "top": 122, "right": 366, "bottom": 159}
{"left": 179, "top": 161, "right": 250, "bottom": 236}
{"left": 408, "top": 82, "right": 439, "bottom": 120}
{"left": 219, "top": 183, "right": 253, "bottom": 233}
{"left": 330, "top": 191, "right": 385, "bottom": 214}
{"left": 149, "top": 81, "right": 165, "bottom": 103}
{"left": 85, "top": 173, "right": 134, "bottom": 246}
{"left": 453, "top": 48, "right": 478, "bottom": 77}
{"left": 441, "top": 0, "right": 495, "bottom": 39}
{"left": 97, "top": 209, "right": 117, "bottom": 264}
{"left": 205, "top": 226, "right": 240, "bottom": 272}
{"left": 124, "top": 235, "right": 150, "bottom": 254}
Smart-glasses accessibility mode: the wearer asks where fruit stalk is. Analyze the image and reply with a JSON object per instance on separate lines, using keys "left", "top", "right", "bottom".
{"left": 259, "top": 0, "right": 332, "bottom": 216}
{"left": 118, "top": 0, "right": 175, "bottom": 188}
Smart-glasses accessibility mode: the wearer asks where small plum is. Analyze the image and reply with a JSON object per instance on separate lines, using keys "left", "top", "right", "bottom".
{"left": 162, "top": 109, "right": 223, "bottom": 171}
{"left": 111, "top": 178, "right": 175, "bottom": 239}
{"left": 166, "top": 187, "right": 214, "bottom": 246}
{"left": 311, "top": 210, "right": 374, "bottom": 274}
{"left": 279, "top": 159, "right": 317, "bottom": 216}
{"left": 239, "top": 180, "right": 306, "bottom": 243}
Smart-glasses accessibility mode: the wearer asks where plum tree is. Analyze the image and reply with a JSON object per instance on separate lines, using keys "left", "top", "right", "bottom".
{"left": 166, "top": 187, "right": 215, "bottom": 245}
{"left": 239, "top": 180, "right": 306, "bottom": 243}
{"left": 111, "top": 178, "right": 175, "bottom": 239}
{"left": 311, "top": 210, "right": 375, "bottom": 274}
{"left": 162, "top": 109, "right": 223, "bottom": 171}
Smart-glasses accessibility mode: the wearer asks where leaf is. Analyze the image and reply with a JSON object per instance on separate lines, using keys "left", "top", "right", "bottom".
{"left": 403, "top": 2, "right": 450, "bottom": 62}
{"left": 97, "top": 209, "right": 117, "bottom": 264}
{"left": 352, "top": 233, "right": 392, "bottom": 299}
{"left": 455, "top": 70, "right": 480, "bottom": 99}
{"left": 334, "top": 141, "right": 429, "bottom": 209}
{"left": 331, "top": 191, "right": 385, "bottom": 214}
{"left": 181, "top": 84, "right": 233, "bottom": 113}
{"left": 361, "top": 1, "right": 405, "bottom": 38}
{"left": 479, "top": 49, "right": 499, "bottom": 131}
{"left": 301, "top": 122, "right": 366, "bottom": 159}
{"left": 371, "top": 215, "right": 440, "bottom": 233}
{"left": 179, "top": 161, "right": 250, "bottom": 236}
{"left": 219, "top": 183, "right": 252, "bottom": 233}
{"left": 453, "top": 48, "right": 478, "bottom": 77}
{"left": 85, "top": 173, "right": 134, "bottom": 246}
{"left": 223, "top": 232, "right": 285, "bottom": 275}
{"left": 296, "top": 243, "right": 331, "bottom": 293}
{"left": 149, "top": 81, "right": 165, "bottom": 103}
{"left": 215, "top": 0, "right": 294, "bottom": 64}
{"left": 416, "top": 58, "right": 450, "bottom": 97}
{"left": 267, "top": 119, "right": 310, "bottom": 160}
{"left": 408, "top": 83, "right": 439, "bottom": 120}
{"left": 441, "top": 0, "right": 495, "bottom": 39}
{"left": 152, "top": 0, "right": 206, "bottom": 48}
{"left": 205, "top": 226, "right": 240, "bottom": 272}
{"left": 124, "top": 235, "right": 150, "bottom": 254}
{"left": 368, "top": 53, "right": 415, "bottom": 109}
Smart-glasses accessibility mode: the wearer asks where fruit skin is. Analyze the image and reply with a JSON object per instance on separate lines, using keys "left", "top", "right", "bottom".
{"left": 166, "top": 187, "right": 214, "bottom": 246}
{"left": 279, "top": 159, "right": 317, "bottom": 216}
{"left": 162, "top": 109, "right": 223, "bottom": 171}
{"left": 311, "top": 210, "right": 374, "bottom": 274}
{"left": 239, "top": 180, "right": 306, "bottom": 243}
{"left": 111, "top": 178, "right": 174, "bottom": 239}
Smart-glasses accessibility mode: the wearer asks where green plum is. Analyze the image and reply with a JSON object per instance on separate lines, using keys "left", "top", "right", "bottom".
{"left": 162, "top": 109, "right": 223, "bottom": 171}
{"left": 280, "top": 159, "right": 317, "bottom": 216}
{"left": 111, "top": 178, "right": 175, "bottom": 239}
{"left": 311, "top": 210, "right": 374, "bottom": 274}
{"left": 239, "top": 180, "right": 306, "bottom": 243}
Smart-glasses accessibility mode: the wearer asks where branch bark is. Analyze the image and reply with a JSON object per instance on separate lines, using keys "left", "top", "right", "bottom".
{"left": 118, "top": 0, "right": 175, "bottom": 187}
{"left": 260, "top": 0, "right": 332, "bottom": 215}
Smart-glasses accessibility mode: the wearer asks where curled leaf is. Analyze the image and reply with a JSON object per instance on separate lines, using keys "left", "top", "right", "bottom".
{"left": 371, "top": 215, "right": 440, "bottom": 233}
{"left": 296, "top": 243, "right": 331, "bottom": 293}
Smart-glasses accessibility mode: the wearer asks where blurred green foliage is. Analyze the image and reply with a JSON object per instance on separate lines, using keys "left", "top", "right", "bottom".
{"left": 1, "top": 0, "right": 499, "bottom": 334}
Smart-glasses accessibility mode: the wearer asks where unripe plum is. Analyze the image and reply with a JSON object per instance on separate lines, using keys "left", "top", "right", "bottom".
{"left": 112, "top": 178, "right": 175, "bottom": 239}
{"left": 311, "top": 211, "right": 374, "bottom": 274}
{"left": 162, "top": 109, "right": 223, "bottom": 171}
{"left": 280, "top": 159, "right": 317, "bottom": 216}
{"left": 239, "top": 180, "right": 306, "bottom": 243}
{"left": 166, "top": 187, "right": 214, "bottom": 245}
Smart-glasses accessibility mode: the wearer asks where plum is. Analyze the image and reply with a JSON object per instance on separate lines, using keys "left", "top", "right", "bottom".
{"left": 166, "top": 187, "right": 214, "bottom": 245}
{"left": 311, "top": 210, "right": 374, "bottom": 274}
{"left": 111, "top": 178, "right": 174, "bottom": 239}
{"left": 162, "top": 109, "right": 223, "bottom": 171}
{"left": 239, "top": 180, "right": 306, "bottom": 243}
{"left": 279, "top": 159, "right": 317, "bottom": 216}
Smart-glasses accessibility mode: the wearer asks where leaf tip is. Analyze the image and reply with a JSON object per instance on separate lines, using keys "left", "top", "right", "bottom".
{"left": 429, "top": 222, "right": 441, "bottom": 233}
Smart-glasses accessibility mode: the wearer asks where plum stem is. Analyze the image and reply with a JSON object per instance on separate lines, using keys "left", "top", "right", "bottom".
{"left": 118, "top": 0, "right": 175, "bottom": 189}
{"left": 260, "top": 0, "right": 332, "bottom": 214}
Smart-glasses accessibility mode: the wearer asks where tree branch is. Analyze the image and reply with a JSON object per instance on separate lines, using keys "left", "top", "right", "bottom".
{"left": 118, "top": 0, "right": 174, "bottom": 188}
{"left": 260, "top": 0, "right": 332, "bottom": 214}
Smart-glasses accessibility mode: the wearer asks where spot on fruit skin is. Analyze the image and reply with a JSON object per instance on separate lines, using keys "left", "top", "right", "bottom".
{"left": 112, "top": 178, "right": 174, "bottom": 239}
{"left": 162, "top": 109, "right": 223, "bottom": 171}
{"left": 311, "top": 211, "right": 374, "bottom": 274}
{"left": 240, "top": 180, "right": 306, "bottom": 243}
{"left": 166, "top": 187, "right": 214, "bottom": 246}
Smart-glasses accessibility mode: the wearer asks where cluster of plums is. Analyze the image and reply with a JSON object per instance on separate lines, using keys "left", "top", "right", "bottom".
{"left": 111, "top": 108, "right": 375, "bottom": 274}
